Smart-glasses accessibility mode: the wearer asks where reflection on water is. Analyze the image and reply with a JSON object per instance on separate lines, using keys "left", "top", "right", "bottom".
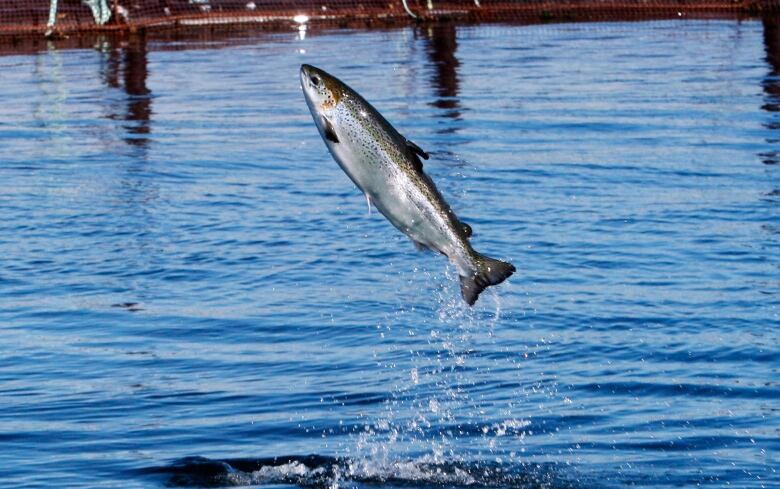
{"left": 101, "top": 33, "right": 152, "bottom": 148}
{"left": 421, "top": 23, "right": 462, "bottom": 125}
{"left": 94, "top": 34, "right": 158, "bottom": 303}
{"left": 760, "top": 16, "right": 780, "bottom": 164}
{"left": 32, "top": 42, "right": 68, "bottom": 136}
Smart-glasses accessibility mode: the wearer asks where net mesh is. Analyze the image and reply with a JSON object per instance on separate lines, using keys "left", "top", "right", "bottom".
{"left": 0, "top": 1, "right": 779, "bottom": 37}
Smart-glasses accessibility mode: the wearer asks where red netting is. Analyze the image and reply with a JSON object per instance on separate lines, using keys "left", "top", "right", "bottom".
{"left": 1, "top": 1, "right": 779, "bottom": 37}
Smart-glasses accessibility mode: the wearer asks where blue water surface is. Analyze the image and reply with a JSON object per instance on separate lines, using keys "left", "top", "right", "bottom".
{"left": 0, "top": 18, "right": 778, "bottom": 489}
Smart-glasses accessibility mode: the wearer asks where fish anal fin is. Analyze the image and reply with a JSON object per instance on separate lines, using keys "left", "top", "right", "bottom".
{"left": 406, "top": 139, "right": 429, "bottom": 160}
{"left": 322, "top": 116, "right": 339, "bottom": 143}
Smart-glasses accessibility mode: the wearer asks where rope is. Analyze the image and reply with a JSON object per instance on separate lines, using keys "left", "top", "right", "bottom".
{"left": 401, "top": 0, "right": 418, "bottom": 19}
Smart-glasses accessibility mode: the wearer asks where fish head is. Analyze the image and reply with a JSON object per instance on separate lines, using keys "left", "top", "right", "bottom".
{"left": 300, "top": 64, "right": 345, "bottom": 118}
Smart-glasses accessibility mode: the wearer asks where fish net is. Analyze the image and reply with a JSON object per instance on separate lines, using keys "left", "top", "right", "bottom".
{"left": 1, "top": 1, "right": 779, "bottom": 37}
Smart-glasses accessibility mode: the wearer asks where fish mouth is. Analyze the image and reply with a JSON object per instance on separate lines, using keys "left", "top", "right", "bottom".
{"left": 299, "top": 64, "right": 311, "bottom": 88}
{"left": 300, "top": 63, "right": 311, "bottom": 80}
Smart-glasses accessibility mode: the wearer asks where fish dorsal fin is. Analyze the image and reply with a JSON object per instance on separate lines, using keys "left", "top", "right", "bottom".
{"left": 406, "top": 139, "right": 429, "bottom": 160}
{"left": 405, "top": 140, "right": 428, "bottom": 173}
{"left": 321, "top": 116, "right": 339, "bottom": 143}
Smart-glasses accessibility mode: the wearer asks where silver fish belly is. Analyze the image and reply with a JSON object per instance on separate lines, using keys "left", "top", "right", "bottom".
{"left": 300, "top": 64, "right": 514, "bottom": 305}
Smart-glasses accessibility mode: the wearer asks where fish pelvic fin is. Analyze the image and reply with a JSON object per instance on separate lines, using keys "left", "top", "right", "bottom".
{"left": 459, "top": 253, "right": 516, "bottom": 306}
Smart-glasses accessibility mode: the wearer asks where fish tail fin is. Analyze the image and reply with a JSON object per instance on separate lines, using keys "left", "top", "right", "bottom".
{"left": 459, "top": 253, "right": 516, "bottom": 306}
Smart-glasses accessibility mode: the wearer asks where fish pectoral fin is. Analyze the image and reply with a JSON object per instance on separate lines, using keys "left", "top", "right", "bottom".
{"left": 406, "top": 139, "right": 429, "bottom": 160}
{"left": 365, "top": 193, "right": 371, "bottom": 216}
{"left": 321, "top": 115, "right": 340, "bottom": 143}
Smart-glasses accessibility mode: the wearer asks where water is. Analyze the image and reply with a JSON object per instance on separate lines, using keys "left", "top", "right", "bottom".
{"left": 1, "top": 18, "right": 778, "bottom": 489}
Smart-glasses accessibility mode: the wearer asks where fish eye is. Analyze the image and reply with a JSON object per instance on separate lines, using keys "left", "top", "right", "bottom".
{"left": 311, "top": 76, "right": 320, "bottom": 86}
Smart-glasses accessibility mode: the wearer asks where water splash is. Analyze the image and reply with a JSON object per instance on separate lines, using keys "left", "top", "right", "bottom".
{"left": 141, "top": 454, "right": 580, "bottom": 488}
{"left": 335, "top": 264, "right": 546, "bottom": 477}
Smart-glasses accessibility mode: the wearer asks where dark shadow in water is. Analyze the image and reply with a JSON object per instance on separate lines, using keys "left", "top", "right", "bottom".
{"left": 420, "top": 23, "right": 463, "bottom": 131}
{"left": 102, "top": 33, "right": 152, "bottom": 148}
{"left": 759, "top": 15, "right": 780, "bottom": 164}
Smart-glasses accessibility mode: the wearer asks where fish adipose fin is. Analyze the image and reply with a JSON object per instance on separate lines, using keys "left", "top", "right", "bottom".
{"left": 459, "top": 254, "right": 516, "bottom": 306}
{"left": 460, "top": 221, "right": 473, "bottom": 238}
{"left": 321, "top": 116, "right": 339, "bottom": 143}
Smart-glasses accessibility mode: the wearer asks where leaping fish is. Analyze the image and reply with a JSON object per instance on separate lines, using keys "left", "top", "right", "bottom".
{"left": 300, "top": 64, "right": 515, "bottom": 305}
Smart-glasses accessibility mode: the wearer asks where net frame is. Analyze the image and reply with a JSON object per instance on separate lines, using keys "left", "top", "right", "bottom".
{"left": 1, "top": 1, "right": 776, "bottom": 38}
